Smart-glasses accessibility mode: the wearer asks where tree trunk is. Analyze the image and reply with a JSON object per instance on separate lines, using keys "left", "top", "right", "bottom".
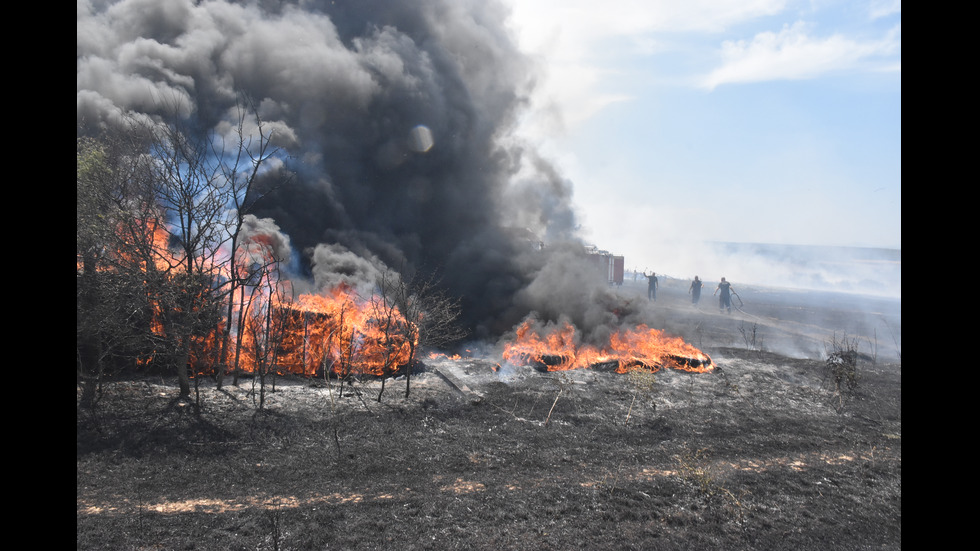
{"left": 78, "top": 255, "right": 103, "bottom": 409}
{"left": 404, "top": 343, "right": 416, "bottom": 399}
{"left": 232, "top": 284, "right": 248, "bottom": 387}
{"left": 216, "top": 322, "right": 230, "bottom": 390}
{"left": 78, "top": 376, "right": 100, "bottom": 410}
{"left": 175, "top": 344, "right": 192, "bottom": 399}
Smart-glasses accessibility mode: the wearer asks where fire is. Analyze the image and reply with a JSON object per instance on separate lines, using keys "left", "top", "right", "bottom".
{"left": 428, "top": 352, "right": 462, "bottom": 360}
{"left": 185, "top": 283, "right": 418, "bottom": 379}
{"left": 82, "top": 211, "right": 707, "bottom": 382}
{"left": 269, "top": 286, "right": 417, "bottom": 378}
{"left": 502, "top": 319, "right": 713, "bottom": 374}
{"left": 82, "top": 212, "right": 418, "bottom": 380}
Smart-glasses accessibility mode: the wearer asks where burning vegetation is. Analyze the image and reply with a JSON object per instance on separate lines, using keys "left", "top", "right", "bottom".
{"left": 77, "top": 187, "right": 714, "bottom": 407}
{"left": 76, "top": 0, "right": 715, "bottom": 407}
{"left": 77, "top": 129, "right": 714, "bottom": 406}
{"left": 76, "top": 126, "right": 434, "bottom": 405}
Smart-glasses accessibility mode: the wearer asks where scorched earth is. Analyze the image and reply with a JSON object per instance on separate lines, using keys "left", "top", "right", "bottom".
{"left": 77, "top": 279, "right": 901, "bottom": 550}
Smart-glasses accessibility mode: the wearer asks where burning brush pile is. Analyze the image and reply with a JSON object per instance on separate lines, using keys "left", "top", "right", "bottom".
{"left": 500, "top": 318, "right": 714, "bottom": 374}
{"left": 270, "top": 286, "right": 417, "bottom": 378}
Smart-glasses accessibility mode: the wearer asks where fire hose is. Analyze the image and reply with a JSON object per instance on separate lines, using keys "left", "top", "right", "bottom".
{"left": 731, "top": 290, "right": 744, "bottom": 310}
{"left": 713, "top": 289, "right": 745, "bottom": 313}
{"left": 712, "top": 289, "right": 747, "bottom": 314}
{"left": 729, "top": 290, "right": 768, "bottom": 322}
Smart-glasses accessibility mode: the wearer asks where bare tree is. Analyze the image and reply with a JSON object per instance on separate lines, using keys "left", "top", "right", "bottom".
{"left": 139, "top": 95, "right": 289, "bottom": 400}
{"left": 370, "top": 271, "right": 412, "bottom": 402}
{"left": 142, "top": 110, "right": 231, "bottom": 400}
{"left": 243, "top": 264, "right": 290, "bottom": 410}
{"left": 332, "top": 295, "right": 365, "bottom": 398}
{"left": 377, "top": 269, "right": 468, "bottom": 398}
{"left": 213, "top": 94, "right": 289, "bottom": 389}
{"left": 77, "top": 96, "right": 289, "bottom": 404}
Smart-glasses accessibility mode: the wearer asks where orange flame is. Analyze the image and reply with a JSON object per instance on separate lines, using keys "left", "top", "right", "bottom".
{"left": 83, "top": 214, "right": 419, "bottom": 379}
{"left": 84, "top": 215, "right": 709, "bottom": 380}
{"left": 266, "top": 285, "right": 417, "bottom": 378}
{"left": 502, "top": 319, "right": 713, "bottom": 374}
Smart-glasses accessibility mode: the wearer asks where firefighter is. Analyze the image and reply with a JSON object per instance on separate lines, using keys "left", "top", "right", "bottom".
{"left": 644, "top": 271, "right": 658, "bottom": 301}
{"left": 714, "top": 277, "right": 735, "bottom": 313}
{"left": 689, "top": 276, "right": 703, "bottom": 305}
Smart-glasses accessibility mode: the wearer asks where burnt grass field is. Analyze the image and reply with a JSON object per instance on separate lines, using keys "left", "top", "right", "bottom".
{"left": 77, "top": 279, "right": 901, "bottom": 550}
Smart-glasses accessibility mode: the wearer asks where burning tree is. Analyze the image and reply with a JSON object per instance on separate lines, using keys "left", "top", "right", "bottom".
{"left": 76, "top": 127, "right": 221, "bottom": 404}
{"left": 137, "top": 110, "right": 240, "bottom": 400}
{"left": 213, "top": 95, "right": 290, "bottom": 390}
{"left": 79, "top": 123, "right": 451, "bottom": 406}
{"left": 76, "top": 98, "right": 291, "bottom": 403}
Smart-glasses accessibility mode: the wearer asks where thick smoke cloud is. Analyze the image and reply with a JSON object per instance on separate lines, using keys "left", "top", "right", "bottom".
{"left": 77, "top": 0, "right": 612, "bottom": 341}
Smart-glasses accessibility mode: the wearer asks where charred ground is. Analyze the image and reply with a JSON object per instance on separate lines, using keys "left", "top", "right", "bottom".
{"left": 77, "top": 280, "right": 901, "bottom": 550}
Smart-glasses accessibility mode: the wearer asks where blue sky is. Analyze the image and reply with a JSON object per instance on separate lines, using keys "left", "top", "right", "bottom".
{"left": 504, "top": 0, "right": 901, "bottom": 279}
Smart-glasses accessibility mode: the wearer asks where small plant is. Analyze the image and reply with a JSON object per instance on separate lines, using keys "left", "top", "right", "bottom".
{"left": 133, "top": 477, "right": 146, "bottom": 537}
{"left": 545, "top": 372, "right": 573, "bottom": 427}
{"left": 722, "top": 375, "right": 758, "bottom": 411}
{"left": 737, "top": 321, "right": 763, "bottom": 351}
{"left": 675, "top": 447, "right": 715, "bottom": 495}
{"left": 866, "top": 329, "right": 878, "bottom": 368}
{"left": 674, "top": 446, "right": 747, "bottom": 527}
{"left": 624, "top": 367, "right": 657, "bottom": 427}
{"left": 626, "top": 367, "right": 657, "bottom": 394}
{"left": 880, "top": 315, "right": 901, "bottom": 360}
{"left": 825, "top": 332, "right": 860, "bottom": 413}
{"left": 266, "top": 498, "right": 286, "bottom": 551}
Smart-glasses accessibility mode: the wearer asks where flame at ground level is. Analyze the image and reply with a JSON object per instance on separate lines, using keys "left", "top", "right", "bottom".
{"left": 502, "top": 320, "right": 714, "bottom": 374}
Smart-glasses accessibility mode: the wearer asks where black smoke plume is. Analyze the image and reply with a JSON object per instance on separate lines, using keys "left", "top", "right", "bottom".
{"left": 78, "top": 0, "right": 607, "bottom": 341}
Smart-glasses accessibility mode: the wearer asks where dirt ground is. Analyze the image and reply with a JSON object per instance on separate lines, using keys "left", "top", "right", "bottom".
{"left": 77, "top": 280, "right": 901, "bottom": 550}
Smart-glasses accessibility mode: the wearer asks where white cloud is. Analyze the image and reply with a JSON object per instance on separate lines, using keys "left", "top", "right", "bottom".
{"left": 700, "top": 21, "right": 901, "bottom": 90}
{"left": 869, "top": 0, "right": 901, "bottom": 20}
{"left": 508, "top": 0, "right": 786, "bottom": 49}
{"left": 506, "top": 0, "right": 787, "bottom": 137}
